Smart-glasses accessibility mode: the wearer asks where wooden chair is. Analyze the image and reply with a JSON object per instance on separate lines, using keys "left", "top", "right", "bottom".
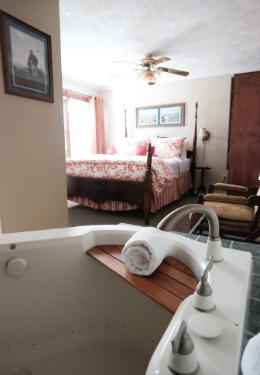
{"left": 189, "top": 183, "right": 260, "bottom": 243}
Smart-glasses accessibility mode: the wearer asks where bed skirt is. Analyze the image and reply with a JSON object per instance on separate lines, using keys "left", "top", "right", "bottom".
{"left": 68, "top": 172, "right": 192, "bottom": 213}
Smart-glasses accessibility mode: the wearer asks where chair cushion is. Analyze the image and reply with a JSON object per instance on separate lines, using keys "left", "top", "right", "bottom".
{"left": 204, "top": 202, "right": 254, "bottom": 222}
{"left": 204, "top": 194, "right": 249, "bottom": 205}
{"left": 189, "top": 202, "right": 255, "bottom": 234}
{"left": 213, "top": 183, "right": 248, "bottom": 192}
{"left": 204, "top": 201, "right": 254, "bottom": 232}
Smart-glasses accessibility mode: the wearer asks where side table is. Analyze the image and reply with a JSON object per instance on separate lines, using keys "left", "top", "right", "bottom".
{"left": 194, "top": 166, "right": 211, "bottom": 196}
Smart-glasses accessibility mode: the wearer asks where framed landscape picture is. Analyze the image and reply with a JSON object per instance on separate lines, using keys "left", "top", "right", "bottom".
{"left": 136, "top": 107, "right": 159, "bottom": 127}
{"left": 0, "top": 10, "right": 54, "bottom": 102}
{"left": 136, "top": 103, "right": 185, "bottom": 128}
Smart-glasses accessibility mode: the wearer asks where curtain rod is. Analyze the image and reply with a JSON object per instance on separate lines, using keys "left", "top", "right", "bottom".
{"left": 63, "top": 88, "right": 92, "bottom": 98}
{"left": 63, "top": 89, "right": 104, "bottom": 101}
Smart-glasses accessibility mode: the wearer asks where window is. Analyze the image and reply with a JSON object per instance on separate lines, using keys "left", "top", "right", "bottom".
{"left": 63, "top": 90, "right": 90, "bottom": 159}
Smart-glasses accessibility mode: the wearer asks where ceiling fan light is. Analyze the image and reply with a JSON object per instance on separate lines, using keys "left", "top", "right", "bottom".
{"left": 143, "top": 72, "right": 153, "bottom": 82}
{"left": 155, "top": 68, "right": 162, "bottom": 77}
{"left": 134, "top": 68, "right": 145, "bottom": 80}
{"left": 153, "top": 72, "right": 159, "bottom": 81}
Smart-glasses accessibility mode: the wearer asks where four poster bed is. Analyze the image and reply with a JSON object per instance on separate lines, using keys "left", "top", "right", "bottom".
{"left": 66, "top": 103, "right": 198, "bottom": 224}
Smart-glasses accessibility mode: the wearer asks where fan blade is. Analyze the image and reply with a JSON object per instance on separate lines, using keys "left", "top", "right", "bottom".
{"left": 152, "top": 57, "right": 171, "bottom": 66}
{"left": 148, "top": 82, "right": 155, "bottom": 85}
{"left": 113, "top": 61, "right": 137, "bottom": 65}
{"left": 160, "top": 67, "right": 189, "bottom": 76}
{"left": 109, "top": 69, "right": 137, "bottom": 78}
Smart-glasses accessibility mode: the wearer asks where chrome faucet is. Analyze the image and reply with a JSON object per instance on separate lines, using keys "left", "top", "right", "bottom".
{"left": 157, "top": 204, "right": 223, "bottom": 262}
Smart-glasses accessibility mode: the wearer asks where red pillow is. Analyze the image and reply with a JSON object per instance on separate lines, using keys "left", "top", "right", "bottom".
{"left": 136, "top": 145, "right": 154, "bottom": 156}
{"left": 136, "top": 145, "right": 147, "bottom": 156}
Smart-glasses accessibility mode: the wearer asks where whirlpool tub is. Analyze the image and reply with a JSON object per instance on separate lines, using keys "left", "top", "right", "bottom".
{"left": 0, "top": 224, "right": 252, "bottom": 375}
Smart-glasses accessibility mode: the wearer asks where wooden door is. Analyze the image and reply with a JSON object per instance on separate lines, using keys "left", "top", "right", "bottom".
{"left": 227, "top": 72, "right": 260, "bottom": 187}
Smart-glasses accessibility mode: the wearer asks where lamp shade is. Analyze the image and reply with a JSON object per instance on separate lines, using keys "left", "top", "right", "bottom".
{"left": 143, "top": 72, "right": 154, "bottom": 82}
{"left": 106, "top": 146, "right": 117, "bottom": 154}
{"left": 199, "top": 127, "right": 207, "bottom": 138}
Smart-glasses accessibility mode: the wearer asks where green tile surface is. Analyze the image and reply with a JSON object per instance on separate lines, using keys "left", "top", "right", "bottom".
{"left": 247, "top": 298, "right": 260, "bottom": 335}
{"left": 253, "top": 256, "right": 260, "bottom": 275}
{"left": 231, "top": 241, "right": 260, "bottom": 256}
{"left": 251, "top": 275, "right": 260, "bottom": 299}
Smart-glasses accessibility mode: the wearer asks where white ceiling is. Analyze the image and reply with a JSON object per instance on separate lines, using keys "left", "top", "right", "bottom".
{"left": 59, "top": 0, "right": 260, "bottom": 91}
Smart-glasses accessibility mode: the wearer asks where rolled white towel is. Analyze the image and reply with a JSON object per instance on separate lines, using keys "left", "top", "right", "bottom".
{"left": 122, "top": 227, "right": 171, "bottom": 276}
{"left": 241, "top": 332, "right": 260, "bottom": 375}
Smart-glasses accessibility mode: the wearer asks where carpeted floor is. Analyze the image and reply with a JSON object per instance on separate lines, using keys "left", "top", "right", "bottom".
{"left": 68, "top": 193, "right": 198, "bottom": 231}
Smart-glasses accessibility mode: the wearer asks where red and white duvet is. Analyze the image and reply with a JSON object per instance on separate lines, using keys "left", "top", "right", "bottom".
{"left": 66, "top": 154, "right": 176, "bottom": 197}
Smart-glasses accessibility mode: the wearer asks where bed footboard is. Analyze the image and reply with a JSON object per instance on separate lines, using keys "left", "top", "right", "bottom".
{"left": 67, "top": 144, "right": 153, "bottom": 224}
{"left": 67, "top": 177, "right": 146, "bottom": 208}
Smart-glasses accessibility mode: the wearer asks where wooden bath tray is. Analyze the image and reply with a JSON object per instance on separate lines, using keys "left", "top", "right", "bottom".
{"left": 87, "top": 245, "right": 197, "bottom": 315}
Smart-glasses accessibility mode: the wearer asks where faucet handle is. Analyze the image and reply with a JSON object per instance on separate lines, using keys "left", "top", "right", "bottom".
{"left": 168, "top": 320, "right": 199, "bottom": 374}
{"left": 171, "top": 321, "right": 189, "bottom": 354}
{"left": 201, "top": 255, "right": 213, "bottom": 286}
{"left": 192, "top": 256, "right": 216, "bottom": 312}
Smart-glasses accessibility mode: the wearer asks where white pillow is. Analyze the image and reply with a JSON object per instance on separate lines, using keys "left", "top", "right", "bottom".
{"left": 152, "top": 137, "right": 186, "bottom": 159}
{"left": 120, "top": 138, "right": 149, "bottom": 155}
{"left": 181, "top": 139, "right": 189, "bottom": 159}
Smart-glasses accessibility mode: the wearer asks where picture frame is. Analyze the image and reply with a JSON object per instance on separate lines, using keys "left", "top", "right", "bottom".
{"left": 0, "top": 10, "right": 54, "bottom": 102}
{"left": 136, "top": 106, "right": 159, "bottom": 127}
{"left": 136, "top": 103, "right": 185, "bottom": 128}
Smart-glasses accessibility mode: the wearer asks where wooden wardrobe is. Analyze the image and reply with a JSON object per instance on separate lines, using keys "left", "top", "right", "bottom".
{"left": 227, "top": 71, "right": 260, "bottom": 187}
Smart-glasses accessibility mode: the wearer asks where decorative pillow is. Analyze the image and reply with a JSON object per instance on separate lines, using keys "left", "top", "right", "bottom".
{"left": 121, "top": 138, "right": 149, "bottom": 155}
{"left": 152, "top": 137, "right": 186, "bottom": 159}
{"left": 135, "top": 145, "right": 147, "bottom": 156}
{"left": 135, "top": 145, "right": 155, "bottom": 156}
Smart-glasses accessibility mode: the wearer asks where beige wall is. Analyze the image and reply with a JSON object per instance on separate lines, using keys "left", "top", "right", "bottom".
{"left": 102, "top": 75, "right": 232, "bottom": 188}
{"left": 0, "top": 0, "right": 68, "bottom": 233}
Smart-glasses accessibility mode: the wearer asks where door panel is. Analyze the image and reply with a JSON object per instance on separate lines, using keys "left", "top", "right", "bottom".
{"left": 228, "top": 72, "right": 260, "bottom": 187}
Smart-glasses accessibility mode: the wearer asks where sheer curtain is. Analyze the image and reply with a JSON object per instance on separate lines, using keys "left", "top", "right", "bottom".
{"left": 89, "top": 96, "right": 106, "bottom": 154}
{"left": 68, "top": 98, "right": 90, "bottom": 158}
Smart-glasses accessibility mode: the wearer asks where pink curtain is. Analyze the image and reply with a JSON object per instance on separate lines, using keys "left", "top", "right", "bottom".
{"left": 89, "top": 96, "right": 106, "bottom": 154}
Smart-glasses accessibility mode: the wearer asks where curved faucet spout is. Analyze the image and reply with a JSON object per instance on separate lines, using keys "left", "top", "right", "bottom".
{"left": 157, "top": 204, "right": 219, "bottom": 239}
{"left": 157, "top": 204, "right": 223, "bottom": 262}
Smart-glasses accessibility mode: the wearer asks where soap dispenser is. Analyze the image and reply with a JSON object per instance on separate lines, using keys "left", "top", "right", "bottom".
{"left": 168, "top": 320, "right": 199, "bottom": 375}
{"left": 192, "top": 255, "right": 215, "bottom": 312}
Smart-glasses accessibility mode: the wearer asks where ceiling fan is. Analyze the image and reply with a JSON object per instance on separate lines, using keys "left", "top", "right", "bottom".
{"left": 111, "top": 54, "right": 189, "bottom": 85}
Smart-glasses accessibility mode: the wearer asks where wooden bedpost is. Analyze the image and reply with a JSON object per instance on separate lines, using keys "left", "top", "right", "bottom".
{"left": 190, "top": 102, "right": 198, "bottom": 194}
{"left": 144, "top": 143, "right": 152, "bottom": 225}
{"left": 124, "top": 109, "right": 127, "bottom": 137}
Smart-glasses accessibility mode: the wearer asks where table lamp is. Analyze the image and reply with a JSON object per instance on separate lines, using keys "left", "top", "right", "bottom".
{"left": 106, "top": 146, "right": 117, "bottom": 154}
{"left": 199, "top": 127, "right": 210, "bottom": 166}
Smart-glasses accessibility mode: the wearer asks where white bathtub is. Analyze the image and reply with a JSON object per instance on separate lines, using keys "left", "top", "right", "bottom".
{"left": 0, "top": 225, "right": 252, "bottom": 375}
{"left": 0, "top": 225, "right": 173, "bottom": 375}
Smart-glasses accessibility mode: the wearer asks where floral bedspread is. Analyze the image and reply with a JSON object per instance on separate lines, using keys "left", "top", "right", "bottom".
{"left": 66, "top": 154, "right": 176, "bottom": 197}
